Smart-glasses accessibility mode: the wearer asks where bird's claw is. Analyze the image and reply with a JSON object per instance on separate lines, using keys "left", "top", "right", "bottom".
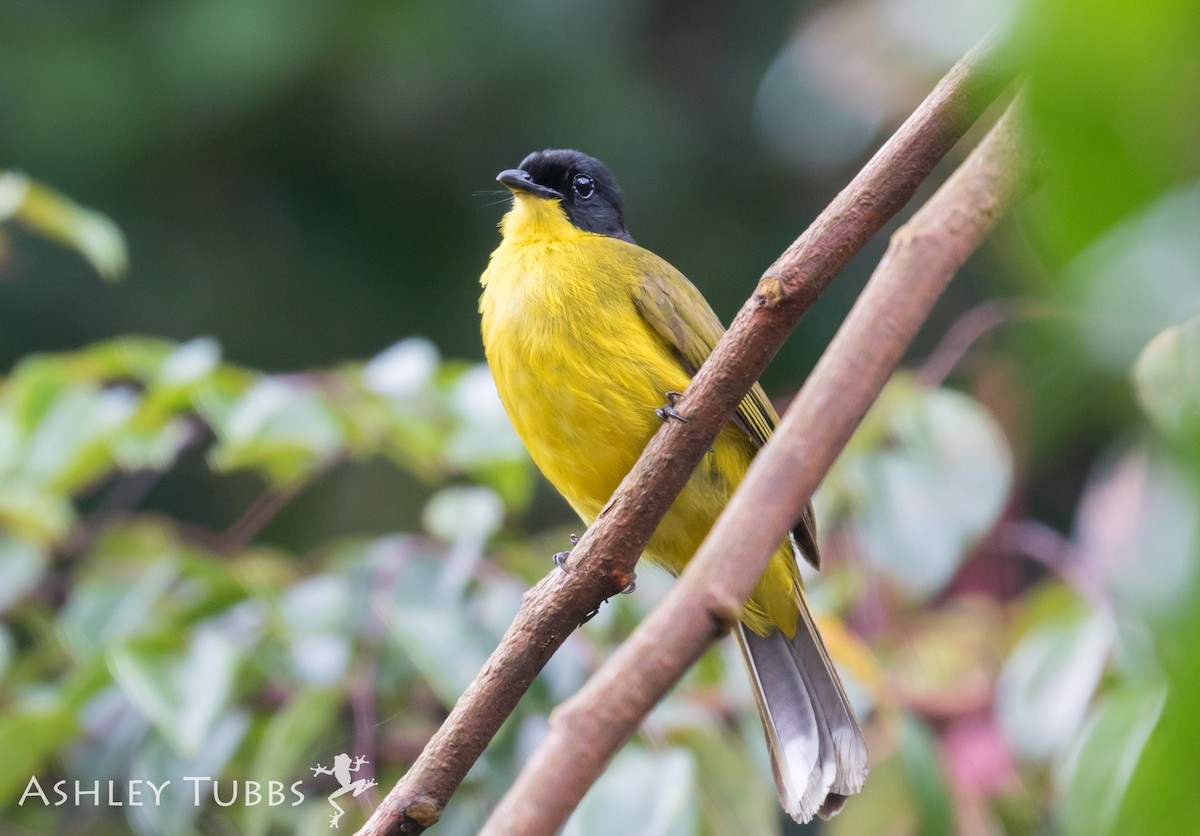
{"left": 581, "top": 573, "right": 636, "bottom": 624}
{"left": 655, "top": 391, "right": 688, "bottom": 423}
{"left": 553, "top": 533, "right": 580, "bottom": 572}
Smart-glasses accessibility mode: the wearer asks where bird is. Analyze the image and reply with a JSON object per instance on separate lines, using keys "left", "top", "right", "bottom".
{"left": 478, "top": 148, "right": 867, "bottom": 822}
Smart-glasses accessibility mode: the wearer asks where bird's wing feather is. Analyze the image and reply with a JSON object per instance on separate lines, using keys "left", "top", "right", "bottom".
{"left": 631, "top": 253, "right": 820, "bottom": 567}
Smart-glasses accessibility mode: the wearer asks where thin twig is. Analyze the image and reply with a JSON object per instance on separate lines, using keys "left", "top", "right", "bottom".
{"left": 358, "top": 38, "right": 1012, "bottom": 836}
{"left": 482, "top": 93, "right": 1036, "bottom": 836}
{"left": 916, "top": 298, "right": 1058, "bottom": 387}
{"left": 219, "top": 486, "right": 298, "bottom": 555}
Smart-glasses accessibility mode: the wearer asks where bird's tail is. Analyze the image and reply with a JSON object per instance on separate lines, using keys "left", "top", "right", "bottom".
{"left": 734, "top": 593, "right": 868, "bottom": 823}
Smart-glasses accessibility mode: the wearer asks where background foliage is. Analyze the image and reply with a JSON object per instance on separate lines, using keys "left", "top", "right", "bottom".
{"left": 2, "top": 0, "right": 1198, "bottom": 834}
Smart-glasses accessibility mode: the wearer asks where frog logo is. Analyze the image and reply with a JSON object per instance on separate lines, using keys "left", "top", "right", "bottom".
{"left": 309, "top": 754, "right": 378, "bottom": 828}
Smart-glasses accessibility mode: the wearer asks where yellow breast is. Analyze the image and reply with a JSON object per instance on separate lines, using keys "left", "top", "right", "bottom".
{"left": 480, "top": 196, "right": 690, "bottom": 522}
{"left": 479, "top": 194, "right": 799, "bottom": 637}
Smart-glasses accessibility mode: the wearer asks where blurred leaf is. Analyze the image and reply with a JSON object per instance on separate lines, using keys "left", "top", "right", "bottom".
{"left": 563, "top": 746, "right": 698, "bottom": 836}
{"left": 899, "top": 716, "right": 955, "bottom": 836}
{"left": 816, "top": 611, "right": 884, "bottom": 713}
{"left": 1058, "top": 683, "right": 1165, "bottom": 836}
{"left": 824, "top": 751, "right": 917, "bottom": 836}
{"left": 280, "top": 574, "right": 352, "bottom": 687}
{"left": 0, "top": 170, "right": 127, "bottom": 280}
{"left": 244, "top": 688, "right": 341, "bottom": 836}
{"left": 66, "top": 337, "right": 176, "bottom": 380}
{"left": 834, "top": 376, "right": 1012, "bottom": 599}
{"left": 889, "top": 597, "right": 1004, "bottom": 718}
{"left": 1116, "top": 568, "right": 1200, "bottom": 832}
{"left": 0, "top": 625, "right": 12, "bottom": 679}
{"left": 60, "top": 552, "right": 180, "bottom": 659}
{"left": 126, "top": 711, "right": 250, "bottom": 836}
{"left": 108, "top": 627, "right": 242, "bottom": 758}
{"left": 1020, "top": 0, "right": 1200, "bottom": 254}
{"left": 422, "top": 486, "right": 504, "bottom": 544}
{"left": 0, "top": 535, "right": 47, "bottom": 613}
{"left": 0, "top": 486, "right": 73, "bottom": 543}
{"left": 209, "top": 378, "right": 344, "bottom": 483}
{"left": 997, "top": 598, "right": 1113, "bottom": 761}
{"left": 23, "top": 385, "right": 135, "bottom": 493}
{"left": 1069, "top": 186, "right": 1200, "bottom": 373}
{"left": 669, "top": 726, "right": 780, "bottom": 836}
{"left": 387, "top": 604, "right": 494, "bottom": 707}
{"left": 1134, "top": 314, "right": 1200, "bottom": 440}
{"left": 444, "top": 365, "right": 531, "bottom": 508}
{"left": 157, "top": 337, "right": 222, "bottom": 387}
{"left": 363, "top": 338, "right": 440, "bottom": 400}
{"left": 1073, "top": 443, "right": 1199, "bottom": 620}
{"left": 0, "top": 705, "right": 77, "bottom": 804}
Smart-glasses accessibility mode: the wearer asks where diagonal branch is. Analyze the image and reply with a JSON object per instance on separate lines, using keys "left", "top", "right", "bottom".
{"left": 358, "top": 38, "right": 1011, "bottom": 836}
{"left": 482, "top": 92, "right": 1035, "bottom": 836}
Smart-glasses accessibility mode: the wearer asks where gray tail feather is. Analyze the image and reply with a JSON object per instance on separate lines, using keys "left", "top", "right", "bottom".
{"left": 735, "top": 598, "right": 868, "bottom": 823}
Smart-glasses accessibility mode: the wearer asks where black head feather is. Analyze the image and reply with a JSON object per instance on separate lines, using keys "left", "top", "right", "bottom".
{"left": 497, "top": 149, "right": 633, "bottom": 242}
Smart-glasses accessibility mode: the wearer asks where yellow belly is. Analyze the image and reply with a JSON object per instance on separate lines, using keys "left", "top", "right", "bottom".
{"left": 480, "top": 227, "right": 798, "bottom": 636}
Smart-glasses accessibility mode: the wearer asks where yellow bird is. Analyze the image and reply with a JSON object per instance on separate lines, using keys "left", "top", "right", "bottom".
{"left": 479, "top": 149, "right": 867, "bottom": 822}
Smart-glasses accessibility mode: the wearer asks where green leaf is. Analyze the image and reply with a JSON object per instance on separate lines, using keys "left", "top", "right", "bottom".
{"left": 835, "top": 377, "right": 1012, "bottom": 599}
{"left": 107, "top": 628, "right": 242, "bottom": 758}
{"left": 0, "top": 536, "right": 47, "bottom": 613}
{"left": 1019, "top": 0, "right": 1200, "bottom": 255}
{"left": 209, "top": 378, "right": 344, "bottom": 483}
{"left": 0, "top": 704, "right": 78, "bottom": 804}
{"left": 0, "top": 625, "right": 12, "bottom": 679}
{"left": 243, "top": 688, "right": 341, "bottom": 836}
{"left": 0, "top": 171, "right": 127, "bottom": 281}
{"left": 670, "top": 726, "right": 780, "bottom": 836}
{"left": 60, "top": 553, "right": 180, "bottom": 659}
{"left": 362, "top": 338, "right": 440, "bottom": 400}
{"left": 280, "top": 574, "right": 352, "bottom": 686}
{"left": 563, "top": 746, "right": 698, "bottom": 836}
{"left": 824, "top": 752, "right": 917, "bottom": 836}
{"left": 17, "top": 383, "right": 134, "bottom": 493}
{"left": 387, "top": 604, "right": 494, "bottom": 707}
{"left": 126, "top": 711, "right": 250, "bottom": 836}
{"left": 1058, "top": 683, "right": 1165, "bottom": 836}
{"left": 997, "top": 599, "right": 1113, "bottom": 761}
{"left": 1069, "top": 187, "right": 1200, "bottom": 373}
{"left": 1073, "top": 443, "right": 1200, "bottom": 621}
{"left": 444, "top": 365, "right": 527, "bottom": 469}
{"left": 422, "top": 486, "right": 504, "bottom": 543}
{"left": 899, "top": 716, "right": 955, "bottom": 836}
{"left": 1134, "top": 315, "right": 1200, "bottom": 440}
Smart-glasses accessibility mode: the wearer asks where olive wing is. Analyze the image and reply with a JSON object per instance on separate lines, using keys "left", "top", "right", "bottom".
{"left": 631, "top": 253, "right": 820, "bottom": 568}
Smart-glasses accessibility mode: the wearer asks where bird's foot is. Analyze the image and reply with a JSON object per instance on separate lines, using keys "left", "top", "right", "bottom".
{"left": 655, "top": 391, "right": 688, "bottom": 423}
{"left": 553, "top": 533, "right": 580, "bottom": 571}
{"left": 581, "top": 574, "right": 636, "bottom": 624}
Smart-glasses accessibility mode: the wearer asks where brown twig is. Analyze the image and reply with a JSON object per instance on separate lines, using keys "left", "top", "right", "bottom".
{"left": 482, "top": 93, "right": 1035, "bottom": 836}
{"left": 915, "top": 298, "right": 1060, "bottom": 387}
{"left": 358, "top": 38, "right": 1011, "bottom": 836}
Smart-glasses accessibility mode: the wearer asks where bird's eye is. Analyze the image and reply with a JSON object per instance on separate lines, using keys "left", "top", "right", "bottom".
{"left": 572, "top": 174, "right": 595, "bottom": 199}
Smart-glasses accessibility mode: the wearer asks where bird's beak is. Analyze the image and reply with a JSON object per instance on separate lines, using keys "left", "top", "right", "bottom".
{"left": 497, "top": 169, "right": 562, "bottom": 200}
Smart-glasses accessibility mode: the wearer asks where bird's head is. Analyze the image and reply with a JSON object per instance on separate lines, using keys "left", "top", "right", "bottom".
{"left": 496, "top": 149, "right": 632, "bottom": 242}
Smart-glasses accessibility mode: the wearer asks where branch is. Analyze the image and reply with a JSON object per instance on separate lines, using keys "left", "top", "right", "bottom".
{"left": 358, "top": 38, "right": 1011, "bottom": 836}
{"left": 482, "top": 92, "right": 1035, "bottom": 836}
